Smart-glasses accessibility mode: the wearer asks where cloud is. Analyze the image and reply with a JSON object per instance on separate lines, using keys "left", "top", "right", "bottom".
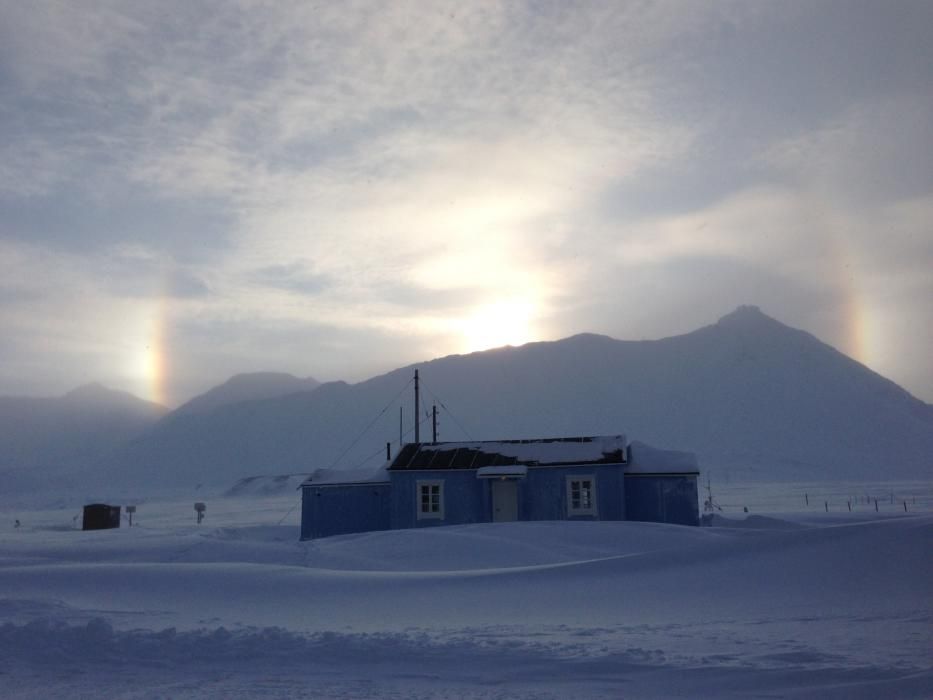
{"left": 165, "top": 313, "right": 437, "bottom": 401}
{"left": 0, "top": 1, "right": 146, "bottom": 87}
{"left": 1, "top": 1, "right": 932, "bottom": 403}
{"left": 247, "top": 262, "right": 331, "bottom": 296}
{"left": 0, "top": 284, "right": 41, "bottom": 304}
{"left": 4, "top": 1, "right": 704, "bottom": 200}
{"left": 764, "top": 95, "right": 933, "bottom": 204}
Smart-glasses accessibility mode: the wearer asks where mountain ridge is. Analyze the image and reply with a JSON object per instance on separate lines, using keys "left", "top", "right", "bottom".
{"left": 90, "top": 306, "right": 933, "bottom": 493}
{"left": 0, "top": 383, "right": 168, "bottom": 493}
{"left": 3, "top": 306, "right": 931, "bottom": 499}
{"left": 171, "top": 372, "right": 321, "bottom": 417}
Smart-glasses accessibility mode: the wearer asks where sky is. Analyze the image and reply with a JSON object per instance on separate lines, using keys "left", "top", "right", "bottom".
{"left": 1, "top": 0, "right": 931, "bottom": 407}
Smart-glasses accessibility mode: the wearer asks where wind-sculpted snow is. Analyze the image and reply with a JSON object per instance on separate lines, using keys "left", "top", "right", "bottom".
{"left": 0, "top": 493, "right": 931, "bottom": 698}
{"left": 3, "top": 612, "right": 929, "bottom": 699}
{"left": 2, "top": 617, "right": 842, "bottom": 699}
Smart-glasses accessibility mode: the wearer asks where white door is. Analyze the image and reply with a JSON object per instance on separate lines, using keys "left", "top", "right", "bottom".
{"left": 492, "top": 480, "right": 518, "bottom": 522}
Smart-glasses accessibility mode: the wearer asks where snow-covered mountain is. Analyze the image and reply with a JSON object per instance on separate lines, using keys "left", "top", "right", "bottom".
{"left": 93, "top": 306, "right": 933, "bottom": 492}
{"left": 173, "top": 372, "right": 320, "bottom": 416}
{"left": 0, "top": 383, "right": 167, "bottom": 492}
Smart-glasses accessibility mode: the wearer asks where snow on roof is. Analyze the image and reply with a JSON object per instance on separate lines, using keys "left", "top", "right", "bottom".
{"left": 389, "top": 435, "right": 627, "bottom": 470}
{"left": 302, "top": 437, "right": 695, "bottom": 480}
{"left": 625, "top": 441, "right": 699, "bottom": 474}
{"left": 300, "top": 463, "right": 390, "bottom": 487}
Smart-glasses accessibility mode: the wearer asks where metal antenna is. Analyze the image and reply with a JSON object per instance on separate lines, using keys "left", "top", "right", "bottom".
{"left": 414, "top": 369, "right": 420, "bottom": 443}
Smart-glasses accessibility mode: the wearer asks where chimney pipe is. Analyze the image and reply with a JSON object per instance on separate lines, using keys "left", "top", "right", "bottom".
{"left": 386, "top": 442, "right": 391, "bottom": 461}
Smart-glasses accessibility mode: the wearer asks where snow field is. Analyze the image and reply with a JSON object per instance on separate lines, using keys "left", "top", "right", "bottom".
{"left": 0, "top": 488, "right": 931, "bottom": 698}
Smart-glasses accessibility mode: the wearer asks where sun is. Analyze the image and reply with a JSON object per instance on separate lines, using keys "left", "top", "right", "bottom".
{"left": 461, "top": 299, "right": 537, "bottom": 353}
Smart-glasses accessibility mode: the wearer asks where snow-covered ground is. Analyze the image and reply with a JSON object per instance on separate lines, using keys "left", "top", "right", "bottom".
{"left": 1, "top": 484, "right": 931, "bottom": 699}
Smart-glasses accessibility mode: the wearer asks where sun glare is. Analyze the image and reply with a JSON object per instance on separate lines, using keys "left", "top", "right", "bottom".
{"left": 141, "top": 343, "right": 163, "bottom": 404}
{"left": 460, "top": 299, "right": 537, "bottom": 353}
{"left": 131, "top": 302, "right": 168, "bottom": 407}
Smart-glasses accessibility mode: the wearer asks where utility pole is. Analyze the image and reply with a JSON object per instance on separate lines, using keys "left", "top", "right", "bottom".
{"left": 432, "top": 403, "right": 438, "bottom": 444}
{"left": 414, "top": 369, "right": 420, "bottom": 443}
{"left": 399, "top": 406, "right": 403, "bottom": 446}
{"left": 704, "top": 474, "right": 720, "bottom": 513}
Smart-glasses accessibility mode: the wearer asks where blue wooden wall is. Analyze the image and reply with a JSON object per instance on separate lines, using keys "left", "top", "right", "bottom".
{"left": 521, "top": 465, "right": 624, "bottom": 521}
{"left": 390, "top": 470, "right": 488, "bottom": 529}
{"left": 623, "top": 475, "right": 699, "bottom": 526}
{"left": 388, "top": 465, "right": 626, "bottom": 529}
{"left": 300, "top": 483, "right": 391, "bottom": 540}
{"left": 301, "top": 468, "right": 699, "bottom": 539}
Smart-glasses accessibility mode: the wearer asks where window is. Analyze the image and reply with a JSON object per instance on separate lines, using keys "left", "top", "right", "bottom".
{"left": 567, "top": 476, "right": 597, "bottom": 516}
{"left": 417, "top": 480, "right": 444, "bottom": 520}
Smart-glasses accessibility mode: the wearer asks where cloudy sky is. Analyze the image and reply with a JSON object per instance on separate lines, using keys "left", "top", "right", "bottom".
{"left": 1, "top": 0, "right": 931, "bottom": 407}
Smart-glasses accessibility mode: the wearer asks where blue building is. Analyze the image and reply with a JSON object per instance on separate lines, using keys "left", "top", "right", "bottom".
{"left": 300, "top": 435, "right": 700, "bottom": 540}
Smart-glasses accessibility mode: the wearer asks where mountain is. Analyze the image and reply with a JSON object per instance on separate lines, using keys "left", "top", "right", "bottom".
{"left": 173, "top": 372, "right": 320, "bottom": 416}
{"left": 94, "top": 306, "right": 933, "bottom": 493}
{"left": 0, "top": 383, "right": 167, "bottom": 493}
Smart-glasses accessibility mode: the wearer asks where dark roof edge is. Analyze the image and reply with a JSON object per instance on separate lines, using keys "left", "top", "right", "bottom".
{"left": 388, "top": 461, "right": 626, "bottom": 472}
{"left": 301, "top": 480, "right": 391, "bottom": 488}
{"left": 624, "top": 471, "right": 700, "bottom": 477}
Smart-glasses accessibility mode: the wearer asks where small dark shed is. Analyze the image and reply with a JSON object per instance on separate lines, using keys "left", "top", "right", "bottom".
{"left": 82, "top": 503, "right": 121, "bottom": 530}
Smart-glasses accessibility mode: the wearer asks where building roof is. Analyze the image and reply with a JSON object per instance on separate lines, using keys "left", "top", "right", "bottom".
{"left": 298, "top": 436, "right": 697, "bottom": 484}
{"left": 388, "top": 435, "right": 627, "bottom": 471}
{"left": 625, "top": 441, "right": 699, "bottom": 475}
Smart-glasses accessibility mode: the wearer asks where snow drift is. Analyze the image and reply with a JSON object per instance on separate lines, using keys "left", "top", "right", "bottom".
{"left": 0, "top": 491, "right": 930, "bottom": 699}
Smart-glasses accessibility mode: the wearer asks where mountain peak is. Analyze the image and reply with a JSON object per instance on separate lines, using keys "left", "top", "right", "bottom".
{"left": 61, "top": 383, "right": 167, "bottom": 412}
{"left": 221, "top": 372, "right": 311, "bottom": 387}
{"left": 63, "top": 382, "right": 137, "bottom": 404}
{"left": 717, "top": 305, "right": 767, "bottom": 325}
{"left": 173, "top": 371, "right": 321, "bottom": 416}
{"left": 64, "top": 382, "right": 110, "bottom": 399}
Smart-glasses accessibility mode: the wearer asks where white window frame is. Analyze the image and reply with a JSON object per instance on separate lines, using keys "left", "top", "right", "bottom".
{"left": 566, "top": 475, "right": 597, "bottom": 517}
{"left": 416, "top": 479, "right": 445, "bottom": 520}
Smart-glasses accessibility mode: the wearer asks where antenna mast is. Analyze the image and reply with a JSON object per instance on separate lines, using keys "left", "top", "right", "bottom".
{"left": 414, "top": 369, "right": 420, "bottom": 443}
